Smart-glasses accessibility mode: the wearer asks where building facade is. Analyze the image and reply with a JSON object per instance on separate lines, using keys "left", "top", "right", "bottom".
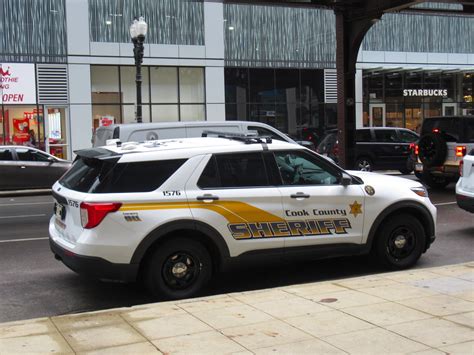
{"left": 0, "top": 0, "right": 472, "bottom": 159}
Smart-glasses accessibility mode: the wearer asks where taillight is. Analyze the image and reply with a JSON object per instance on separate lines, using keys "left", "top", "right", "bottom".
{"left": 432, "top": 128, "right": 440, "bottom": 133}
{"left": 80, "top": 202, "right": 122, "bottom": 229}
{"left": 459, "top": 159, "right": 464, "bottom": 177}
{"left": 415, "top": 144, "right": 419, "bottom": 156}
{"left": 455, "top": 146, "right": 467, "bottom": 157}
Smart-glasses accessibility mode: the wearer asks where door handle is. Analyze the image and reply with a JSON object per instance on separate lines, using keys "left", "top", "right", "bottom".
{"left": 290, "top": 192, "right": 310, "bottom": 199}
{"left": 20, "top": 166, "right": 26, "bottom": 169}
{"left": 394, "top": 145, "right": 401, "bottom": 149}
{"left": 196, "top": 194, "right": 219, "bottom": 202}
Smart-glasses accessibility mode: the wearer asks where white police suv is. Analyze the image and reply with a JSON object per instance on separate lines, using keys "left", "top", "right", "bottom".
{"left": 50, "top": 133, "right": 436, "bottom": 299}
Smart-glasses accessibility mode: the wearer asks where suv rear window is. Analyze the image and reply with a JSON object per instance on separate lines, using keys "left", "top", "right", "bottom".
{"left": 60, "top": 158, "right": 186, "bottom": 193}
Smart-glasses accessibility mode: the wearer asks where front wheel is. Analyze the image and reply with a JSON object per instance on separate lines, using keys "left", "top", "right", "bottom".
{"left": 374, "top": 214, "right": 425, "bottom": 270}
{"left": 145, "top": 238, "right": 212, "bottom": 300}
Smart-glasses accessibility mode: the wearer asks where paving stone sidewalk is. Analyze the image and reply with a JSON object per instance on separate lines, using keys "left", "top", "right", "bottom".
{"left": 1, "top": 262, "right": 473, "bottom": 354}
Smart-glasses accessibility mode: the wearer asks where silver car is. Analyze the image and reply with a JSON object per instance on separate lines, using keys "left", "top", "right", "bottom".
{"left": 0, "top": 146, "right": 71, "bottom": 190}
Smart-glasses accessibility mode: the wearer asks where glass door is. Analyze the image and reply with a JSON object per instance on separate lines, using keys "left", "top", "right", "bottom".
{"left": 369, "top": 104, "right": 386, "bottom": 127}
{"left": 45, "top": 107, "right": 69, "bottom": 160}
{"left": 442, "top": 103, "right": 457, "bottom": 116}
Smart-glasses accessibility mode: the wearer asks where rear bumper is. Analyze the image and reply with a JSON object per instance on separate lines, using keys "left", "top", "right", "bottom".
{"left": 456, "top": 193, "right": 474, "bottom": 213}
{"left": 50, "top": 238, "right": 139, "bottom": 282}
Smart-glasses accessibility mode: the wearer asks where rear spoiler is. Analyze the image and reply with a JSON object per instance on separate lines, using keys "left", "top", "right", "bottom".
{"left": 74, "top": 148, "right": 121, "bottom": 161}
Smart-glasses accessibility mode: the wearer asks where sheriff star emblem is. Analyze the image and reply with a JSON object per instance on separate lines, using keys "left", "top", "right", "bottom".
{"left": 349, "top": 201, "right": 363, "bottom": 218}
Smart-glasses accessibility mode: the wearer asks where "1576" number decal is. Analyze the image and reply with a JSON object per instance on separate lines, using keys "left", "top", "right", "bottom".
{"left": 162, "top": 190, "right": 182, "bottom": 197}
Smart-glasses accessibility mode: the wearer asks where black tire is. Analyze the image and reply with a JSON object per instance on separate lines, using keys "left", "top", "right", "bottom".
{"left": 374, "top": 214, "right": 425, "bottom": 270}
{"left": 145, "top": 238, "right": 212, "bottom": 300}
{"left": 355, "top": 157, "right": 373, "bottom": 171}
{"left": 400, "top": 157, "right": 415, "bottom": 175}
{"left": 418, "top": 133, "right": 447, "bottom": 168}
{"left": 420, "top": 172, "right": 450, "bottom": 189}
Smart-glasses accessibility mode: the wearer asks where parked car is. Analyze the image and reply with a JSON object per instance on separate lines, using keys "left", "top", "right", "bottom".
{"left": 415, "top": 115, "right": 474, "bottom": 189}
{"left": 0, "top": 146, "right": 71, "bottom": 190}
{"left": 93, "top": 121, "right": 315, "bottom": 150}
{"left": 317, "top": 127, "right": 419, "bottom": 173}
{"left": 50, "top": 133, "right": 435, "bottom": 299}
{"left": 456, "top": 150, "right": 474, "bottom": 213}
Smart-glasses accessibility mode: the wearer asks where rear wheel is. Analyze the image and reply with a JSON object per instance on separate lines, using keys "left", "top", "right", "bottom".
{"left": 374, "top": 214, "right": 425, "bottom": 270}
{"left": 145, "top": 238, "right": 212, "bottom": 300}
{"left": 355, "top": 157, "right": 373, "bottom": 172}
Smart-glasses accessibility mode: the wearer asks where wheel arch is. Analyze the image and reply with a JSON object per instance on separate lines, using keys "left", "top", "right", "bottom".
{"left": 131, "top": 220, "right": 230, "bottom": 272}
{"left": 364, "top": 201, "right": 435, "bottom": 253}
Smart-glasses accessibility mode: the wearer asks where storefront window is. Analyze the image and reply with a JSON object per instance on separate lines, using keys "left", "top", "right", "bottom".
{"left": 179, "top": 68, "right": 205, "bottom": 104}
{"left": 91, "top": 65, "right": 206, "bottom": 126}
{"left": 1, "top": 106, "right": 43, "bottom": 149}
{"left": 386, "top": 104, "right": 404, "bottom": 127}
{"left": 120, "top": 67, "right": 150, "bottom": 104}
{"left": 180, "top": 105, "right": 206, "bottom": 121}
{"left": 152, "top": 105, "right": 179, "bottom": 122}
{"left": 151, "top": 67, "right": 178, "bottom": 103}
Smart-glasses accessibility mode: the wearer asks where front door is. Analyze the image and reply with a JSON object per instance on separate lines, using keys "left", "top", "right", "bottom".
{"left": 369, "top": 104, "right": 386, "bottom": 127}
{"left": 272, "top": 150, "right": 365, "bottom": 249}
{"left": 185, "top": 152, "right": 285, "bottom": 258}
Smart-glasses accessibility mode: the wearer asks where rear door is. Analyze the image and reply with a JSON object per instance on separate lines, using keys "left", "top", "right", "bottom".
{"left": 0, "top": 147, "right": 19, "bottom": 190}
{"left": 373, "top": 129, "right": 405, "bottom": 168}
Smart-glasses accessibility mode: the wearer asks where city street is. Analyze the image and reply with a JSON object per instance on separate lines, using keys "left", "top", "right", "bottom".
{"left": 0, "top": 177, "right": 473, "bottom": 323}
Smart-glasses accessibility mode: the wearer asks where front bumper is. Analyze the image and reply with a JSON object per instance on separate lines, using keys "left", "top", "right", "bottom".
{"left": 456, "top": 193, "right": 474, "bottom": 213}
{"left": 50, "top": 238, "right": 139, "bottom": 282}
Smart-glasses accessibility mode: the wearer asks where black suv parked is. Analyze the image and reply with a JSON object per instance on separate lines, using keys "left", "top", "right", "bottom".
{"left": 317, "top": 127, "right": 419, "bottom": 173}
{"left": 415, "top": 115, "right": 474, "bottom": 189}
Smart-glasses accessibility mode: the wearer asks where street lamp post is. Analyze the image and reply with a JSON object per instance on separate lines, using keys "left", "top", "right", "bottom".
{"left": 130, "top": 17, "right": 148, "bottom": 123}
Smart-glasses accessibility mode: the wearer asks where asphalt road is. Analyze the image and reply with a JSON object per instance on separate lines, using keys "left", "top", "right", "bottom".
{"left": 0, "top": 177, "right": 473, "bottom": 322}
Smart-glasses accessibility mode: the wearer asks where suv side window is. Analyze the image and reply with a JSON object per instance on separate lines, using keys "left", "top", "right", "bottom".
{"left": 355, "top": 129, "right": 372, "bottom": 142}
{"left": 398, "top": 130, "right": 419, "bottom": 143}
{"left": 0, "top": 148, "right": 13, "bottom": 160}
{"left": 274, "top": 150, "right": 339, "bottom": 185}
{"left": 374, "top": 129, "right": 398, "bottom": 143}
{"left": 198, "top": 153, "right": 269, "bottom": 188}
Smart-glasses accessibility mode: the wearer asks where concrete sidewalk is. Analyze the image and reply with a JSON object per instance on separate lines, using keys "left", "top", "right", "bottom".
{"left": 0, "top": 263, "right": 473, "bottom": 354}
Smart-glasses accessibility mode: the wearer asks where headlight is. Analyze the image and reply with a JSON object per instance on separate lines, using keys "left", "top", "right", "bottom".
{"left": 411, "top": 186, "right": 428, "bottom": 198}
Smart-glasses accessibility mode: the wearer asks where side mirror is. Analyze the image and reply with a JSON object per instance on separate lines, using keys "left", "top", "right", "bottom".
{"left": 47, "top": 156, "right": 56, "bottom": 163}
{"left": 341, "top": 172, "right": 352, "bottom": 186}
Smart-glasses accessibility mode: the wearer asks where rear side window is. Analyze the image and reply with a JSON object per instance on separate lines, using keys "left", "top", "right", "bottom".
{"left": 0, "top": 148, "right": 13, "bottom": 160}
{"left": 198, "top": 153, "right": 268, "bottom": 188}
{"left": 60, "top": 158, "right": 186, "bottom": 193}
{"left": 16, "top": 148, "right": 51, "bottom": 162}
{"left": 374, "top": 129, "right": 398, "bottom": 143}
{"left": 355, "top": 129, "right": 371, "bottom": 142}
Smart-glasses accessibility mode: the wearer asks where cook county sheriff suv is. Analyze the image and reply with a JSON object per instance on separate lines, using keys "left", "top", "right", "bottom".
{"left": 50, "top": 133, "right": 436, "bottom": 299}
